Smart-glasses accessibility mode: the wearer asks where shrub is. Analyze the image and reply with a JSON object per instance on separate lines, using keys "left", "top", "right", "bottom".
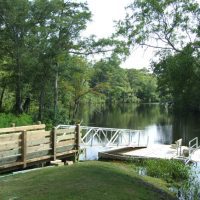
{"left": 0, "top": 113, "right": 33, "bottom": 128}
{"left": 144, "top": 159, "right": 190, "bottom": 183}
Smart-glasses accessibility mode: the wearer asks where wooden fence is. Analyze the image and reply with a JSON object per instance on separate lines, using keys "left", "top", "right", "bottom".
{"left": 0, "top": 123, "right": 80, "bottom": 173}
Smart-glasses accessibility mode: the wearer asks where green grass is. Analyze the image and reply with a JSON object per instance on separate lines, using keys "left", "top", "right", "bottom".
{"left": 0, "top": 161, "right": 176, "bottom": 200}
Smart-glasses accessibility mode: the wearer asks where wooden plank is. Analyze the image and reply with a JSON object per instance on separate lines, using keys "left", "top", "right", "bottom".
{"left": 0, "top": 124, "right": 45, "bottom": 134}
{"left": 27, "top": 150, "right": 51, "bottom": 160}
{"left": 56, "top": 128, "right": 75, "bottom": 135}
{"left": 27, "top": 131, "right": 50, "bottom": 140}
{"left": 57, "top": 150, "right": 78, "bottom": 157}
{"left": 27, "top": 129, "right": 46, "bottom": 135}
{"left": 0, "top": 141, "right": 21, "bottom": 152}
{"left": 0, "top": 132, "right": 21, "bottom": 142}
{"left": 56, "top": 145, "right": 75, "bottom": 154}
{"left": 26, "top": 155, "right": 51, "bottom": 163}
{"left": 57, "top": 134, "right": 75, "bottom": 141}
{"left": 0, "top": 156, "right": 20, "bottom": 166}
{"left": 27, "top": 143, "right": 51, "bottom": 154}
{"left": 22, "top": 131, "right": 27, "bottom": 168}
{"left": 0, "top": 162, "right": 24, "bottom": 170}
{"left": 76, "top": 124, "right": 80, "bottom": 151}
{"left": 52, "top": 128, "right": 56, "bottom": 161}
{"left": 0, "top": 148, "right": 21, "bottom": 158}
{"left": 27, "top": 138, "right": 50, "bottom": 146}
{"left": 57, "top": 139, "right": 75, "bottom": 147}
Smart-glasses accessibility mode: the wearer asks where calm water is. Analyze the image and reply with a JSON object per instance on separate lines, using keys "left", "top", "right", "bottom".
{"left": 78, "top": 103, "right": 200, "bottom": 146}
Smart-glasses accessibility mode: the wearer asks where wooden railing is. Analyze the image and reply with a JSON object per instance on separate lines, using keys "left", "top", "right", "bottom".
{"left": 0, "top": 124, "right": 80, "bottom": 172}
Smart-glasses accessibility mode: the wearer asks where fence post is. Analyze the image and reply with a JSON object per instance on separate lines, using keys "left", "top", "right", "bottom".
{"left": 128, "top": 131, "right": 131, "bottom": 146}
{"left": 76, "top": 124, "right": 80, "bottom": 151}
{"left": 11, "top": 123, "right": 15, "bottom": 127}
{"left": 146, "top": 135, "right": 149, "bottom": 147}
{"left": 22, "top": 130, "right": 27, "bottom": 168}
{"left": 52, "top": 127, "right": 56, "bottom": 161}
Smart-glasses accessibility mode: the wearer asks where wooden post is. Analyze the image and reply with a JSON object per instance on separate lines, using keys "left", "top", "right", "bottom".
{"left": 11, "top": 123, "right": 15, "bottom": 127}
{"left": 52, "top": 127, "right": 56, "bottom": 161}
{"left": 22, "top": 130, "right": 27, "bottom": 168}
{"left": 76, "top": 124, "right": 80, "bottom": 151}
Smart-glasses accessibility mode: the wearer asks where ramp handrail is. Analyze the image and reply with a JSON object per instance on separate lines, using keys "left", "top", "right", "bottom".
{"left": 185, "top": 137, "right": 199, "bottom": 164}
{"left": 56, "top": 125, "right": 148, "bottom": 147}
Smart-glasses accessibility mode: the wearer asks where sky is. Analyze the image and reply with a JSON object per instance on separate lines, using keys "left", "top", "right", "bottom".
{"left": 81, "top": 0, "right": 155, "bottom": 69}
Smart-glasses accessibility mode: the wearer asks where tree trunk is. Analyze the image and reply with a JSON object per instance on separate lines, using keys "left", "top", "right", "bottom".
{"left": 14, "top": 37, "right": 23, "bottom": 114}
{"left": 15, "top": 54, "right": 23, "bottom": 114}
{"left": 72, "top": 99, "right": 80, "bottom": 120}
{"left": 38, "top": 88, "right": 45, "bottom": 121}
{"left": 0, "top": 86, "right": 6, "bottom": 112}
{"left": 54, "top": 66, "right": 58, "bottom": 122}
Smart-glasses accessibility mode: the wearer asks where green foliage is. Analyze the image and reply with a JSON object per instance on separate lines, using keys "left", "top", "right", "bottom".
{"left": 153, "top": 44, "right": 200, "bottom": 111}
{"left": 0, "top": 113, "right": 33, "bottom": 128}
{"left": 90, "top": 56, "right": 159, "bottom": 104}
{"left": 144, "top": 159, "right": 190, "bottom": 183}
{"left": 117, "top": 0, "right": 199, "bottom": 52}
{"left": 0, "top": 0, "right": 162, "bottom": 124}
{"left": 181, "top": 170, "right": 200, "bottom": 200}
{"left": 116, "top": 0, "right": 200, "bottom": 112}
{"left": 127, "top": 68, "right": 159, "bottom": 102}
{"left": 0, "top": 0, "right": 138, "bottom": 123}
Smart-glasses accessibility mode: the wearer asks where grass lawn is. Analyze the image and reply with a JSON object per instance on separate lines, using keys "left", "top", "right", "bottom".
{"left": 0, "top": 161, "right": 176, "bottom": 200}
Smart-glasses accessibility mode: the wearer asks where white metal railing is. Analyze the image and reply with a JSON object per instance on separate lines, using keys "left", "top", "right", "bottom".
{"left": 56, "top": 125, "right": 148, "bottom": 147}
{"left": 185, "top": 137, "right": 199, "bottom": 164}
{"left": 189, "top": 137, "right": 199, "bottom": 156}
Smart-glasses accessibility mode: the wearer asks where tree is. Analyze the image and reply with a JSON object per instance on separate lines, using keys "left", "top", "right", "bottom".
{"left": 0, "top": 0, "right": 31, "bottom": 114}
{"left": 127, "top": 69, "right": 159, "bottom": 103}
{"left": 153, "top": 45, "right": 200, "bottom": 110}
{"left": 91, "top": 55, "right": 132, "bottom": 103}
{"left": 117, "top": 0, "right": 200, "bottom": 53}
{"left": 28, "top": 0, "right": 92, "bottom": 121}
{"left": 116, "top": 0, "right": 200, "bottom": 111}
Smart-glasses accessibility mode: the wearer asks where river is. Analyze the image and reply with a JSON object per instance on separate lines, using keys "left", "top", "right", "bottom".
{"left": 78, "top": 103, "right": 200, "bottom": 146}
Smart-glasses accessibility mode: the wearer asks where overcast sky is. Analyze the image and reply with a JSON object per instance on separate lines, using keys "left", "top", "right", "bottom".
{"left": 81, "top": 0, "right": 155, "bottom": 69}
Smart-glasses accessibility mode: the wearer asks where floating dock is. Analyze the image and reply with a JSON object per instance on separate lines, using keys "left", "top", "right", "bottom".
{"left": 98, "top": 144, "right": 199, "bottom": 163}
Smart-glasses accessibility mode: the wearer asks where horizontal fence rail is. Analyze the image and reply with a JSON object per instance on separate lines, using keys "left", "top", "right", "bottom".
{"left": 0, "top": 124, "right": 80, "bottom": 172}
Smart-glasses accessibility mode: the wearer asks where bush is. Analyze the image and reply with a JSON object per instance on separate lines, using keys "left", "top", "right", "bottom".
{"left": 144, "top": 159, "right": 190, "bottom": 183}
{"left": 0, "top": 113, "right": 33, "bottom": 128}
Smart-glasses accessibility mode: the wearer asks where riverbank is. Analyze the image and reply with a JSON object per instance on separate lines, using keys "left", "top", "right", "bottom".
{"left": 0, "top": 161, "right": 176, "bottom": 200}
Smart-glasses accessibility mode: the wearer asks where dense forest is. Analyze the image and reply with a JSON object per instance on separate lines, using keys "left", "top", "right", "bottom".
{"left": 0, "top": 0, "right": 200, "bottom": 126}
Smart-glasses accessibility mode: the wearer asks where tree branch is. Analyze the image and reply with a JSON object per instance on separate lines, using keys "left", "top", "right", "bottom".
{"left": 69, "top": 48, "right": 115, "bottom": 56}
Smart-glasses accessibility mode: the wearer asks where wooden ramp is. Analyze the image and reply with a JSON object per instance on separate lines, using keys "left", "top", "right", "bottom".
{"left": 0, "top": 124, "right": 80, "bottom": 173}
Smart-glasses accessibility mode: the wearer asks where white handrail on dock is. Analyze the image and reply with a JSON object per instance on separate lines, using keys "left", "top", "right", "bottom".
{"left": 185, "top": 137, "right": 199, "bottom": 164}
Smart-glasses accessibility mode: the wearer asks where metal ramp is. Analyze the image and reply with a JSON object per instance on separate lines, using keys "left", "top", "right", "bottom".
{"left": 56, "top": 125, "right": 149, "bottom": 147}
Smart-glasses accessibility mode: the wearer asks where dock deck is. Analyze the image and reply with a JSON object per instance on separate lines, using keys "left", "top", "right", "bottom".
{"left": 99, "top": 144, "right": 197, "bottom": 162}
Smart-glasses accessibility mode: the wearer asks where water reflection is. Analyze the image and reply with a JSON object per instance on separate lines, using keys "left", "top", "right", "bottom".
{"left": 77, "top": 103, "right": 200, "bottom": 145}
